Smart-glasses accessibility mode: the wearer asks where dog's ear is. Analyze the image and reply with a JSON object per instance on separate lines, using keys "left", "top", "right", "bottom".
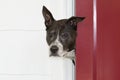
{"left": 67, "top": 16, "right": 85, "bottom": 30}
{"left": 42, "top": 6, "right": 55, "bottom": 28}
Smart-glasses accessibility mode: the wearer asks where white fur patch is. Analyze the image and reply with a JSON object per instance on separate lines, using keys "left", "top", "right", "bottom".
{"left": 63, "top": 50, "right": 75, "bottom": 60}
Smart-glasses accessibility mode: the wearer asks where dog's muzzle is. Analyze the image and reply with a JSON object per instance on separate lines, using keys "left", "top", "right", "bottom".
{"left": 50, "top": 45, "right": 59, "bottom": 56}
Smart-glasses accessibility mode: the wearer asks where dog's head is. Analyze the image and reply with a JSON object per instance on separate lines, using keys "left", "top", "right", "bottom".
{"left": 42, "top": 6, "right": 85, "bottom": 60}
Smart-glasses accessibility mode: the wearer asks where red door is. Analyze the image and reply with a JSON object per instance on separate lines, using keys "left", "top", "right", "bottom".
{"left": 76, "top": 0, "right": 120, "bottom": 80}
{"left": 76, "top": 0, "right": 93, "bottom": 80}
{"left": 97, "top": 0, "right": 120, "bottom": 80}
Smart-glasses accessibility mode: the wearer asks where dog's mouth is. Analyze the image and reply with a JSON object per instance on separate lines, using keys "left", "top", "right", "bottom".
{"left": 49, "top": 53, "right": 59, "bottom": 57}
{"left": 49, "top": 51, "right": 63, "bottom": 57}
{"left": 49, "top": 48, "right": 75, "bottom": 59}
{"left": 49, "top": 45, "right": 67, "bottom": 57}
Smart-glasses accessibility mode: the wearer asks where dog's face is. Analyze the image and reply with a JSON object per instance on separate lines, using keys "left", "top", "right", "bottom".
{"left": 42, "top": 6, "right": 85, "bottom": 59}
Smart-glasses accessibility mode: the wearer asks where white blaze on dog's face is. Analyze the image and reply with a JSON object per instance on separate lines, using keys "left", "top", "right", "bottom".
{"left": 49, "top": 34, "right": 64, "bottom": 57}
{"left": 42, "top": 6, "right": 85, "bottom": 59}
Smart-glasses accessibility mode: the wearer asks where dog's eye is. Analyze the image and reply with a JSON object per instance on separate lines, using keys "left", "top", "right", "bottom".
{"left": 61, "top": 33, "right": 69, "bottom": 39}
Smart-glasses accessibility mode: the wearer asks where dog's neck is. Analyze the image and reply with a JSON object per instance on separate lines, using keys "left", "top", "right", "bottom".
{"left": 63, "top": 49, "right": 75, "bottom": 60}
{"left": 64, "top": 49, "right": 75, "bottom": 65}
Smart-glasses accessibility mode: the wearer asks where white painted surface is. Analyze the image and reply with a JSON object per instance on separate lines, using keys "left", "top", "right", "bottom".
{"left": 0, "top": 0, "right": 75, "bottom": 80}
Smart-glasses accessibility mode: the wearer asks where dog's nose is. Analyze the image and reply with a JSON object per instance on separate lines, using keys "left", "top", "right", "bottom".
{"left": 50, "top": 46, "right": 58, "bottom": 53}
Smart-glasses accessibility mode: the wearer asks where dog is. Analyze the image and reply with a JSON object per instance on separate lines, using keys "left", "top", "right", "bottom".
{"left": 42, "top": 6, "right": 85, "bottom": 65}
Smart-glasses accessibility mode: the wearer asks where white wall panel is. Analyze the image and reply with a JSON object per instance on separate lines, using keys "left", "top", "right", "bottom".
{"left": 0, "top": 0, "right": 74, "bottom": 30}
{"left": 0, "top": 0, "right": 75, "bottom": 80}
{"left": 0, "top": 31, "right": 49, "bottom": 74}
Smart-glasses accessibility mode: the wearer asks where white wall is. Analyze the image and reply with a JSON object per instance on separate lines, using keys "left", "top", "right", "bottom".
{"left": 0, "top": 0, "right": 75, "bottom": 80}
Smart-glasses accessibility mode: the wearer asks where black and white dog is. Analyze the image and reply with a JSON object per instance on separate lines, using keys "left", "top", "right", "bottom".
{"left": 42, "top": 6, "right": 85, "bottom": 65}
